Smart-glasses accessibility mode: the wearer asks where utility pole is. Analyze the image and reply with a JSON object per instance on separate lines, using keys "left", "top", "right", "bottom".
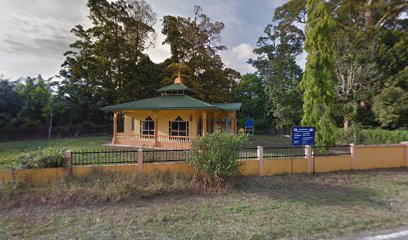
{"left": 48, "top": 101, "right": 53, "bottom": 140}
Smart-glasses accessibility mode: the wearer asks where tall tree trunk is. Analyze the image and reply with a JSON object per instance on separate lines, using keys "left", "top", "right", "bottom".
{"left": 343, "top": 118, "right": 349, "bottom": 129}
{"left": 365, "top": 0, "right": 373, "bottom": 27}
{"left": 48, "top": 105, "right": 53, "bottom": 140}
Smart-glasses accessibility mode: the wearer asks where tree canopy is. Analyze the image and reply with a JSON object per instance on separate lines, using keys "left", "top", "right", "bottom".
{"left": 161, "top": 6, "right": 239, "bottom": 103}
{"left": 2, "top": 0, "right": 407, "bottom": 141}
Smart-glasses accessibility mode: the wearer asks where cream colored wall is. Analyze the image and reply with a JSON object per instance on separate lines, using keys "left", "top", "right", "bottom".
{"left": 122, "top": 109, "right": 234, "bottom": 136}
{"left": 354, "top": 145, "right": 405, "bottom": 169}
{"left": 123, "top": 109, "right": 216, "bottom": 137}
{"left": 123, "top": 115, "right": 132, "bottom": 132}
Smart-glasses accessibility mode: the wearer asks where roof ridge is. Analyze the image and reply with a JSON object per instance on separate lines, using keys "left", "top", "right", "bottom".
{"left": 183, "top": 95, "right": 219, "bottom": 108}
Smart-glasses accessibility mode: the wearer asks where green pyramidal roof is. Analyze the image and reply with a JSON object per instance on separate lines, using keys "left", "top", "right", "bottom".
{"left": 102, "top": 95, "right": 216, "bottom": 110}
{"left": 102, "top": 80, "right": 241, "bottom": 111}
{"left": 156, "top": 83, "right": 196, "bottom": 93}
{"left": 212, "top": 103, "right": 242, "bottom": 111}
{"left": 102, "top": 95, "right": 242, "bottom": 111}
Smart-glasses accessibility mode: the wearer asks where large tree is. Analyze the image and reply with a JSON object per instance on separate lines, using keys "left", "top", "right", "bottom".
{"left": 266, "top": 0, "right": 408, "bottom": 129}
{"left": 301, "top": 0, "right": 338, "bottom": 145}
{"left": 0, "top": 77, "right": 23, "bottom": 128}
{"left": 161, "top": 6, "right": 239, "bottom": 102}
{"left": 250, "top": 1, "right": 304, "bottom": 133}
{"left": 13, "top": 76, "right": 52, "bottom": 129}
{"left": 333, "top": 0, "right": 408, "bottom": 127}
{"left": 231, "top": 74, "right": 270, "bottom": 130}
{"left": 60, "top": 0, "right": 160, "bottom": 125}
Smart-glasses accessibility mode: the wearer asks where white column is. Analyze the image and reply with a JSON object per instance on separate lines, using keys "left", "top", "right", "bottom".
{"left": 153, "top": 111, "right": 158, "bottom": 146}
{"left": 202, "top": 112, "right": 207, "bottom": 136}
{"left": 112, "top": 112, "right": 118, "bottom": 144}
{"left": 257, "top": 146, "right": 264, "bottom": 176}
{"left": 137, "top": 148, "right": 143, "bottom": 174}
{"left": 401, "top": 142, "right": 408, "bottom": 167}
{"left": 350, "top": 144, "right": 356, "bottom": 170}
{"left": 306, "top": 145, "right": 313, "bottom": 173}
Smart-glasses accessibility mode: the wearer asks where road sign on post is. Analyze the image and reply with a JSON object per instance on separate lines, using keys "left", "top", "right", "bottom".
{"left": 292, "top": 127, "right": 315, "bottom": 146}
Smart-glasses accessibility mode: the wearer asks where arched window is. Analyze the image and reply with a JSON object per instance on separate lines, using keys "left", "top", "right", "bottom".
{"left": 140, "top": 116, "right": 154, "bottom": 136}
{"left": 169, "top": 116, "right": 189, "bottom": 136}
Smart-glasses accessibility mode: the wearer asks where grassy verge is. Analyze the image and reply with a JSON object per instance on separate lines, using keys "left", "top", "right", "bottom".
{"left": 1, "top": 169, "right": 408, "bottom": 239}
{"left": 247, "top": 134, "right": 291, "bottom": 147}
{"left": 0, "top": 135, "right": 112, "bottom": 169}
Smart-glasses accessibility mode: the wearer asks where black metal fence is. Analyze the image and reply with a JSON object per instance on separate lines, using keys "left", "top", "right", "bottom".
{"left": 143, "top": 149, "right": 190, "bottom": 163}
{"left": 71, "top": 145, "right": 351, "bottom": 166}
{"left": 312, "top": 145, "right": 351, "bottom": 156}
{"left": 72, "top": 148, "right": 138, "bottom": 165}
{"left": 264, "top": 146, "right": 306, "bottom": 159}
{"left": 238, "top": 147, "right": 258, "bottom": 159}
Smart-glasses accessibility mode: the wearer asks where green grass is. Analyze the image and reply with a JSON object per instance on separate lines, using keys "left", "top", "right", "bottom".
{"left": 0, "top": 135, "right": 112, "bottom": 169}
{"left": 1, "top": 170, "right": 408, "bottom": 239}
{"left": 247, "top": 134, "right": 291, "bottom": 147}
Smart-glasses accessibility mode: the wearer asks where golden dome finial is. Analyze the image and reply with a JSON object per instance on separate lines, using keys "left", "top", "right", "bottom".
{"left": 174, "top": 65, "right": 182, "bottom": 84}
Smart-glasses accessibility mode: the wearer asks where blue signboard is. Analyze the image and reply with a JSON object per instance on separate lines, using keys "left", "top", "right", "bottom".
{"left": 291, "top": 126, "right": 315, "bottom": 146}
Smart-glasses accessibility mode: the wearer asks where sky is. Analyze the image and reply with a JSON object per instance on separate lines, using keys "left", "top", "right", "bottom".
{"left": 0, "top": 0, "right": 288, "bottom": 80}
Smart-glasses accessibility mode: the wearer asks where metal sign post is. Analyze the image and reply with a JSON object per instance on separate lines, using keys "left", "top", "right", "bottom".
{"left": 292, "top": 126, "right": 315, "bottom": 174}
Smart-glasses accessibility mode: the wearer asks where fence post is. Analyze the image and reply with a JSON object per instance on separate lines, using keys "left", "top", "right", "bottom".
{"left": 257, "top": 146, "right": 264, "bottom": 176}
{"left": 137, "top": 148, "right": 143, "bottom": 174}
{"left": 305, "top": 145, "right": 313, "bottom": 173}
{"left": 350, "top": 144, "right": 356, "bottom": 170}
{"left": 401, "top": 142, "right": 408, "bottom": 167}
{"left": 64, "top": 150, "right": 73, "bottom": 177}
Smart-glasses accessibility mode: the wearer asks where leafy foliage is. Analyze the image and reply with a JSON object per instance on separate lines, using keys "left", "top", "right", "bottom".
{"left": 0, "top": 78, "right": 23, "bottom": 128}
{"left": 161, "top": 6, "right": 239, "bottom": 102}
{"left": 11, "top": 148, "right": 65, "bottom": 169}
{"left": 231, "top": 74, "right": 270, "bottom": 130}
{"left": 250, "top": 0, "right": 304, "bottom": 133}
{"left": 336, "top": 128, "right": 408, "bottom": 145}
{"left": 300, "top": 0, "right": 338, "bottom": 145}
{"left": 60, "top": 0, "right": 160, "bottom": 124}
{"left": 0, "top": 76, "right": 52, "bottom": 129}
{"left": 259, "top": 0, "right": 408, "bottom": 131}
{"left": 372, "top": 86, "right": 408, "bottom": 128}
{"left": 2, "top": 0, "right": 408, "bottom": 141}
{"left": 189, "top": 129, "right": 248, "bottom": 178}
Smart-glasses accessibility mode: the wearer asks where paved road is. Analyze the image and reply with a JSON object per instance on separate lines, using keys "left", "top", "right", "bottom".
{"left": 361, "top": 229, "right": 408, "bottom": 240}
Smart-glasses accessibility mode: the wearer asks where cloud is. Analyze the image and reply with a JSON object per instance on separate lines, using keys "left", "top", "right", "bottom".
{"left": 0, "top": 0, "right": 89, "bottom": 79}
{"left": 221, "top": 43, "right": 256, "bottom": 74}
{"left": 144, "top": 30, "right": 171, "bottom": 63}
{"left": 232, "top": 43, "right": 255, "bottom": 61}
{"left": 0, "top": 0, "right": 287, "bottom": 79}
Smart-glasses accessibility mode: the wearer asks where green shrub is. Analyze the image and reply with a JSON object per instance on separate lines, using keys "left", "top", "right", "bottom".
{"left": 189, "top": 129, "right": 248, "bottom": 178}
{"left": 335, "top": 123, "right": 363, "bottom": 144}
{"left": 361, "top": 129, "right": 408, "bottom": 144}
{"left": 11, "top": 148, "right": 65, "bottom": 169}
{"left": 336, "top": 127, "right": 408, "bottom": 144}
